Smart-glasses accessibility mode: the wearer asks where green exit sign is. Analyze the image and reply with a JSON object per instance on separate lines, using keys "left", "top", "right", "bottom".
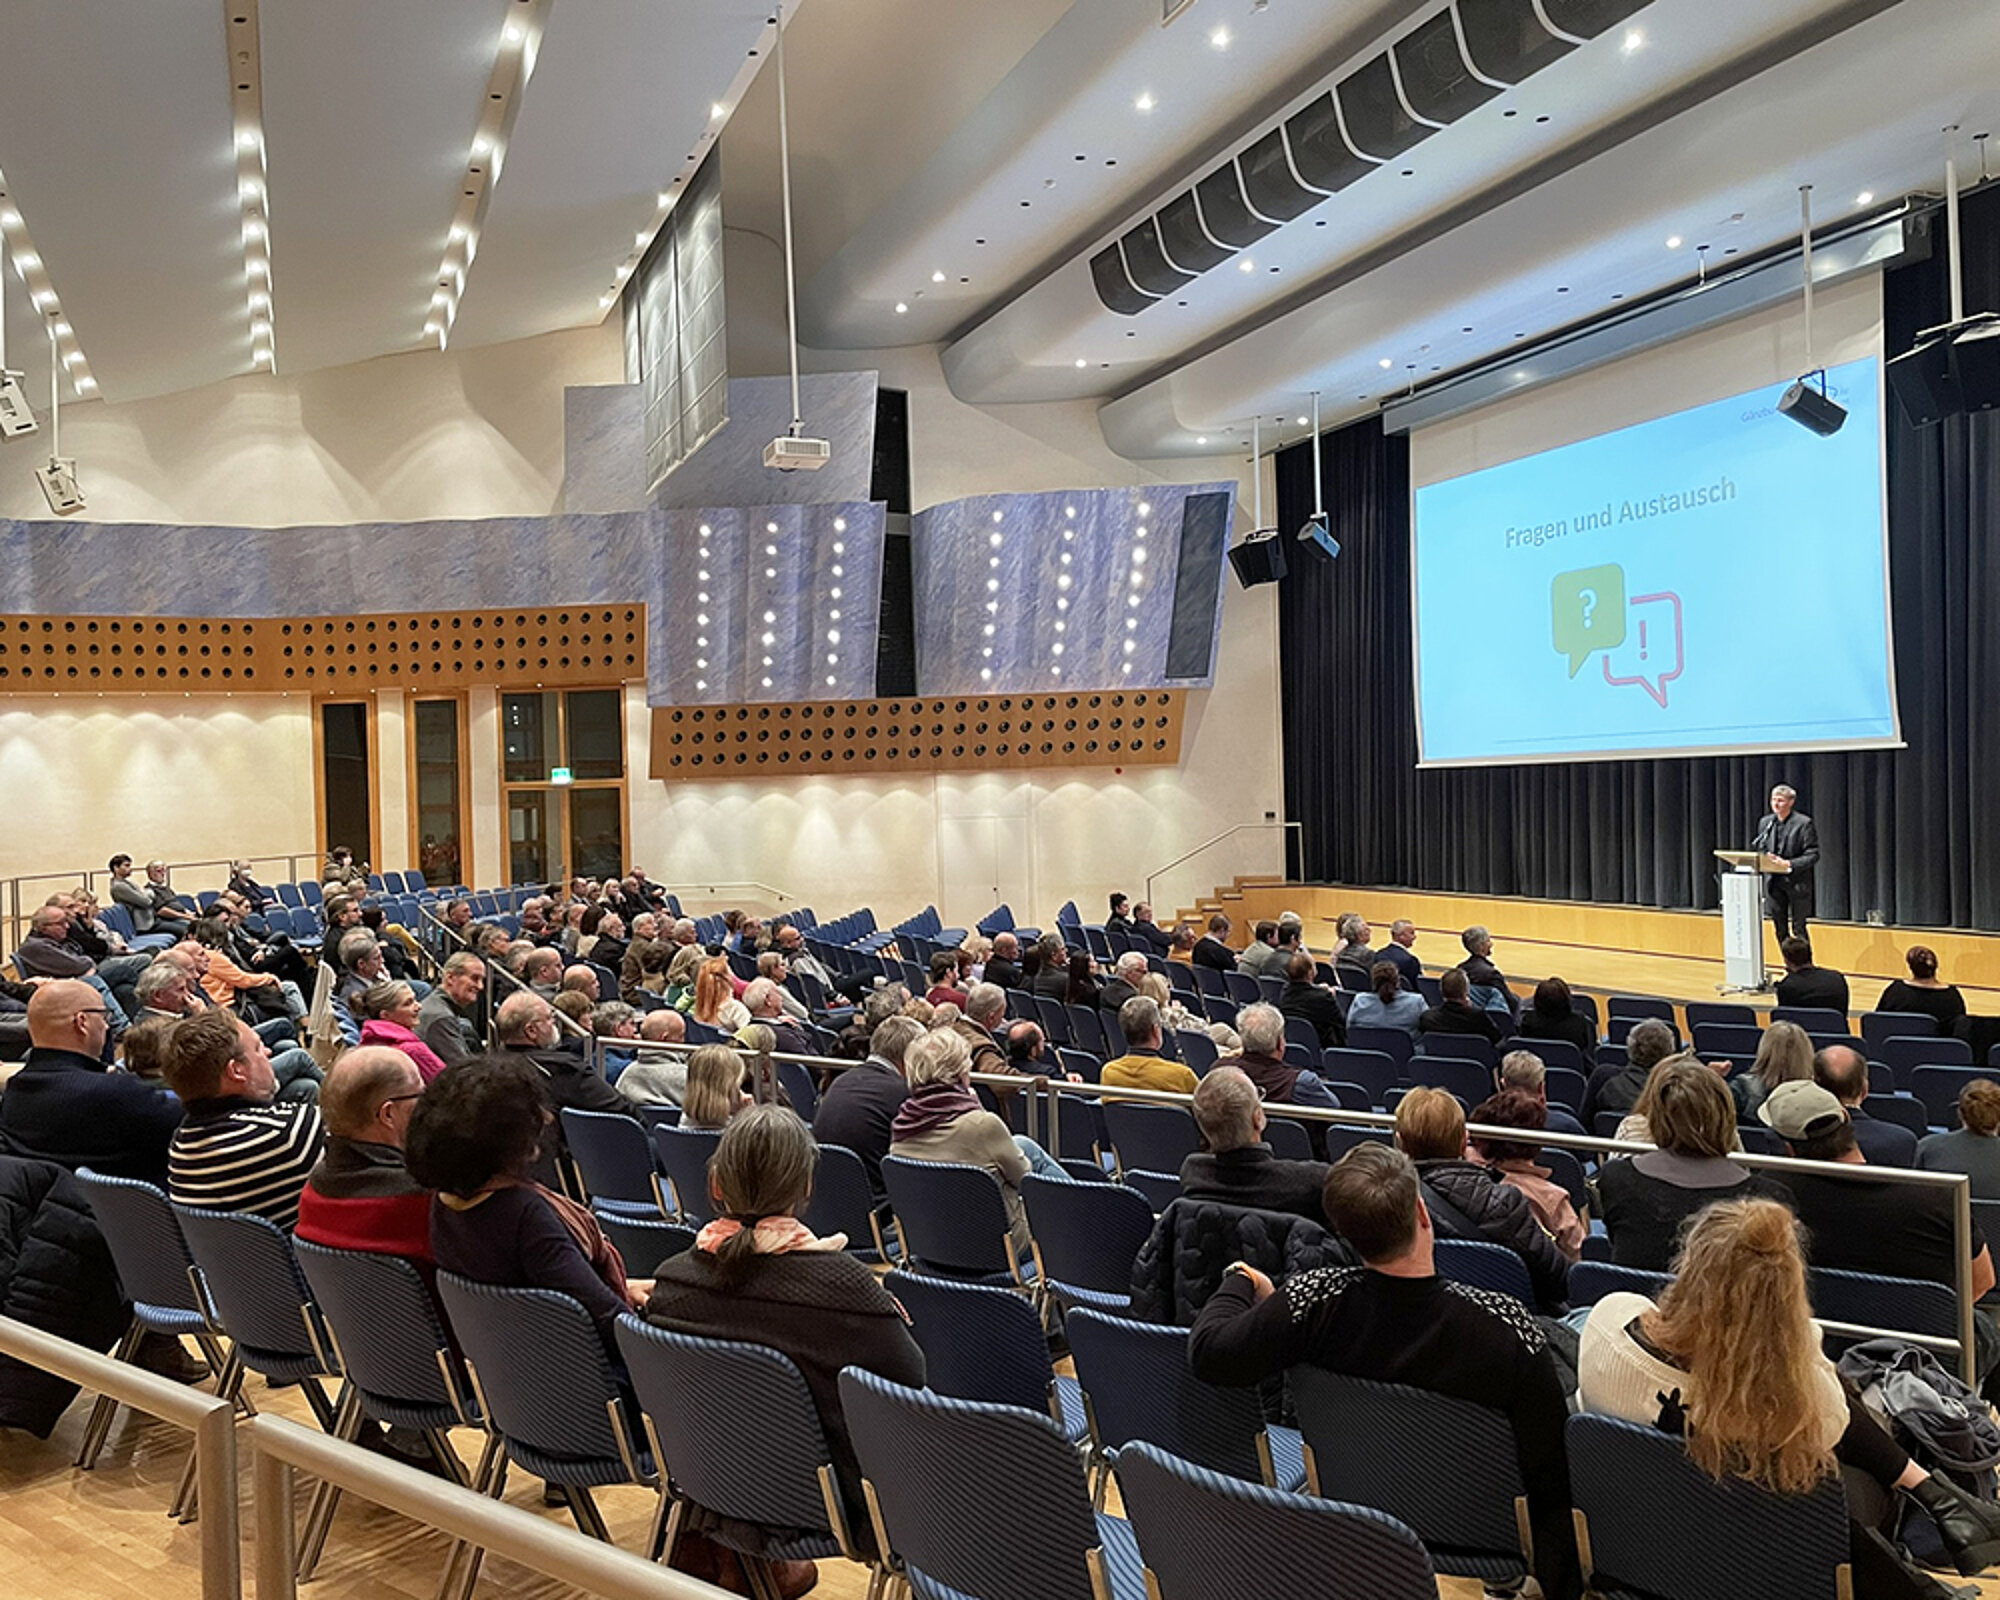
{"left": 550, "top": 767, "right": 573, "bottom": 786}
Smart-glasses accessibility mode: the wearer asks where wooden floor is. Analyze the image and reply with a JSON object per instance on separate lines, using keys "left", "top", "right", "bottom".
{"left": 5, "top": 1356, "right": 1997, "bottom": 1600}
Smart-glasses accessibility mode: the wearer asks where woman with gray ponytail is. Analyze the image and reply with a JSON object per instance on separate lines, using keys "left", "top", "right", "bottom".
{"left": 641, "top": 1104, "right": 924, "bottom": 1587}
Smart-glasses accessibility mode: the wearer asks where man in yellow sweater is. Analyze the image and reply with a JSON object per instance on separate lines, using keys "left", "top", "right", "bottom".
{"left": 1100, "top": 996, "right": 1198, "bottom": 1096}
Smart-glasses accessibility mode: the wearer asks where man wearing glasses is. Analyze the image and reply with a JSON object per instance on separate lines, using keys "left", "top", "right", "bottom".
{"left": 295, "top": 1047, "right": 432, "bottom": 1264}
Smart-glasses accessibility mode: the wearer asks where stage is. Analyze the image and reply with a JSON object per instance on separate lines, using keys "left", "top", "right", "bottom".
{"left": 1194, "top": 882, "right": 2000, "bottom": 1021}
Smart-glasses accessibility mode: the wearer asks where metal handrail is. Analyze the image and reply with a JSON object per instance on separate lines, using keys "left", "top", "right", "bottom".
{"left": 0, "top": 1315, "right": 239, "bottom": 1600}
{"left": 1145, "top": 821, "right": 1301, "bottom": 909}
{"left": 670, "top": 881, "right": 799, "bottom": 908}
{"left": 415, "top": 903, "right": 590, "bottom": 1039}
{"left": 246, "top": 1414, "right": 730, "bottom": 1600}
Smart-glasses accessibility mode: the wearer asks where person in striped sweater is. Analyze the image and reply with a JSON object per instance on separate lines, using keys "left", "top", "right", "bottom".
{"left": 162, "top": 1008, "right": 323, "bottom": 1232}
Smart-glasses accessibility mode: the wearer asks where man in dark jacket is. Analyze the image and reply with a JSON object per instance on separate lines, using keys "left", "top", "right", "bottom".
{"left": 491, "top": 991, "right": 637, "bottom": 1188}
{"left": 1774, "top": 936, "right": 1850, "bottom": 1015}
{"left": 1277, "top": 952, "right": 1347, "bottom": 1049}
{"left": 1416, "top": 968, "right": 1501, "bottom": 1045}
{"left": 1456, "top": 925, "right": 1519, "bottom": 1023}
{"left": 1096, "top": 952, "right": 1148, "bottom": 1016}
{"left": 982, "top": 932, "right": 1023, "bottom": 991}
{"left": 1193, "top": 914, "right": 1236, "bottom": 974}
{"left": 1189, "top": 1143, "right": 1581, "bottom": 1600}
{"left": 1104, "top": 894, "right": 1134, "bottom": 939}
{"left": 0, "top": 980, "right": 182, "bottom": 1189}
{"left": 1584, "top": 1017, "right": 1678, "bottom": 1121}
{"left": 814, "top": 1016, "right": 919, "bottom": 1201}
{"left": 1179, "top": 1067, "right": 1330, "bottom": 1221}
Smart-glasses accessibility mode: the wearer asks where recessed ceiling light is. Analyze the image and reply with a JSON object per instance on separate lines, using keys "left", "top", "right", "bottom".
{"left": 1666, "top": 235, "right": 1682, "bottom": 249}
{"left": 1855, "top": 190, "right": 1874, "bottom": 205}
{"left": 504, "top": 22, "right": 522, "bottom": 42}
{"left": 931, "top": 270, "right": 945, "bottom": 283}
{"left": 1378, "top": 358, "right": 1393, "bottom": 369}
{"left": 1196, "top": 435, "right": 1208, "bottom": 444}
{"left": 1074, "top": 358, "right": 1088, "bottom": 368}
{"left": 1208, "top": 25, "right": 1230, "bottom": 47}
{"left": 1134, "top": 92, "right": 1155, "bottom": 112}
{"left": 1238, "top": 259, "right": 1255, "bottom": 273}
{"left": 710, "top": 102, "right": 726, "bottom": 120}
{"left": 894, "top": 301, "right": 908, "bottom": 314}
{"left": 1621, "top": 28, "right": 1644, "bottom": 52}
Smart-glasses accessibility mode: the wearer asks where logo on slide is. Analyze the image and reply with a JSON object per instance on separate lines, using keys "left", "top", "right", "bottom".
{"left": 1551, "top": 563, "right": 1685, "bottom": 708}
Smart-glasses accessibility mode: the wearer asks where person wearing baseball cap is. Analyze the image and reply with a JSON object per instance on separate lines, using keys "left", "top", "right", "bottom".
{"left": 1765, "top": 1079, "right": 2000, "bottom": 1387}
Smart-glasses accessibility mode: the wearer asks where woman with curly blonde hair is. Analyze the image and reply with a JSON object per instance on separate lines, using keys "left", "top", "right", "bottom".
{"left": 1580, "top": 1197, "right": 2000, "bottom": 1588}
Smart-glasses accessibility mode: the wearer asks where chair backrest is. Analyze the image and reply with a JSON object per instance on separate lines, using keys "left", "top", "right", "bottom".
{"left": 1404, "top": 1054, "right": 1489, "bottom": 1107}
{"left": 173, "top": 1204, "right": 330, "bottom": 1371}
{"left": 774, "top": 1057, "right": 820, "bottom": 1121}
{"left": 1178, "top": 1029, "right": 1219, "bottom": 1075}
{"left": 1223, "top": 971, "right": 1260, "bottom": 1007}
{"left": 801, "top": 1143, "right": 885, "bottom": 1256}
{"left": 614, "top": 1319, "right": 842, "bottom": 1543}
{"left": 1067, "top": 1006, "right": 1107, "bottom": 1058}
{"left": 1432, "top": 1237, "right": 1535, "bottom": 1305}
{"left": 880, "top": 1155, "right": 1017, "bottom": 1276}
{"left": 1055, "top": 1046, "right": 1101, "bottom": 1082}
{"left": 1912, "top": 1064, "right": 2000, "bottom": 1129}
{"left": 1773, "top": 1006, "right": 1847, "bottom": 1035}
{"left": 1692, "top": 1022, "right": 1764, "bottom": 1061}
{"left": 559, "top": 1108, "right": 662, "bottom": 1209}
{"left": 1685, "top": 1001, "right": 1754, "bottom": 1031}
{"left": 652, "top": 1123, "right": 723, "bottom": 1223}
{"left": 1500, "top": 1035, "right": 1586, "bottom": 1075}
{"left": 1264, "top": 1116, "right": 1316, "bottom": 1161}
{"left": 1542, "top": 1065, "right": 1588, "bottom": 1113}
{"left": 1321, "top": 1046, "right": 1398, "bottom": 1104}
{"left": 1416, "top": 1033, "right": 1497, "bottom": 1071}
{"left": 1533, "top": 1145, "right": 1590, "bottom": 1216}
{"left": 592, "top": 1211, "right": 696, "bottom": 1275}
{"left": 1291, "top": 1367, "right": 1527, "bottom": 1574}
{"left": 1124, "top": 1169, "right": 1182, "bottom": 1211}
{"left": 1020, "top": 1173, "right": 1154, "bottom": 1301}
{"left": 885, "top": 1268, "right": 1055, "bottom": 1413}
{"left": 1860, "top": 1011, "right": 1938, "bottom": 1047}
{"left": 434, "top": 1273, "right": 631, "bottom": 1468}
{"left": 1569, "top": 1260, "right": 1672, "bottom": 1307}
{"left": 1067, "top": 1311, "right": 1275, "bottom": 1484}
{"left": 1863, "top": 1092, "right": 1927, "bottom": 1136}
{"left": 1608, "top": 994, "right": 1675, "bottom": 1024}
{"left": 1882, "top": 1034, "right": 1973, "bottom": 1090}
{"left": 1115, "top": 1438, "right": 1436, "bottom": 1600}
{"left": 1809, "top": 1264, "right": 1961, "bottom": 1341}
{"left": 839, "top": 1368, "right": 1104, "bottom": 1600}
{"left": 295, "top": 1240, "right": 471, "bottom": 1425}
{"left": 1567, "top": 1412, "right": 1850, "bottom": 1600}
{"left": 1193, "top": 964, "right": 1229, "bottom": 998}
{"left": 1102, "top": 1100, "right": 1201, "bottom": 1175}
{"left": 74, "top": 1169, "right": 206, "bottom": 1320}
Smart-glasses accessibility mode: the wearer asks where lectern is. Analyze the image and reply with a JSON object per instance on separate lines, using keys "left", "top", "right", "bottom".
{"left": 1713, "top": 849, "right": 1784, "bottom": 990}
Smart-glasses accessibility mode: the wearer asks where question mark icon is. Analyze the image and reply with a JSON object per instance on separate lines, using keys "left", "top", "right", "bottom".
{"left": 1578, "top": 588, "right": 1598, "bottom": 629}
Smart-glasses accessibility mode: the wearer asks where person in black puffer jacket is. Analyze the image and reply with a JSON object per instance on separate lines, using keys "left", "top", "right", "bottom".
{"left": 1128, "top": 1197, "right": 1355, "bottom": 1327}
{"left": 1396, "top": 1087, "right": 1570, "bottom": 1313}
{"left": 0, "top": 1155, "right": 130, "bottom": 1436}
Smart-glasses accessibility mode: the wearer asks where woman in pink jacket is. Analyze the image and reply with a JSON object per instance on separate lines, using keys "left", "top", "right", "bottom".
{"left": 354, "top": 980, "right": 450, "bottom": 1083}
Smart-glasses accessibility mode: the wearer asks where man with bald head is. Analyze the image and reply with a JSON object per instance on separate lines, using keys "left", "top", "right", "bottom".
{"left": 0, "top": 979, "right": 183, "bottom": 1187}
{"left": 295, "top": 1047, "right": 432, "bottom": 1262}
{"left": 615, "top": 1008, "right": 691, "bottom": 1107}
{"left": 492, "top": 989, "right": 633, "bottom": 1162}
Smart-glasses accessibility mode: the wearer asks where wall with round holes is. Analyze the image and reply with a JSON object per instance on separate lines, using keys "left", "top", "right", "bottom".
{"left": 649, "top": 691, "right": 1188, "bottom": 778}
{"left": 0, "top": 608, "right": 645, "bottom": 693}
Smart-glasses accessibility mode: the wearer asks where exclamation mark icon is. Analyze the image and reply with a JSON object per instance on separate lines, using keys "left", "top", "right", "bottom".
{"left": 1638, "top": 618, "right": 1649, "bottom": 662}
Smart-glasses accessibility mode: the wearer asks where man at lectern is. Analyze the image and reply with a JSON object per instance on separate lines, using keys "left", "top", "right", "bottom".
{"left": 1754, "top": 784, "right": 1818, "bottom": 945}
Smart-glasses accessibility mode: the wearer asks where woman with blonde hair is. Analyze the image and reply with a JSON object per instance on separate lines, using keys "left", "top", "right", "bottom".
{"left": 1581, "top": 1197, "right": 2000, "bottom": 1588}
{"left": 663, "top": 943, "right": 705, "bottom": 1009}
{"left": 1138, "top": 970, "right": 1196, "bottom": 1035}
{"left": 681, "top": 1043, "right": 751, "bottom": 1130}
{"left": 1730, "top": 1018, "right": 1814, "bottom": 1120}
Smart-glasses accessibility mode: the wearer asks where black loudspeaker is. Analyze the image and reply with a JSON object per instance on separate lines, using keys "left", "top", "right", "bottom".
{"left": 1949, "top": 319, "right": 2000, "bottom": 414}
{"left": 1228, "top": 533, "right": 1288, "bottom": 589}
{"left": 1886, "top": 336, "right": 1958, "bottom": 427}
{"left": 1777, "top": 377, "right": 1847, "bottom": 436}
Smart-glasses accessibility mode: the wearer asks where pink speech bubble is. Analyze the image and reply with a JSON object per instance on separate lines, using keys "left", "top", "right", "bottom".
{"left": 1600, "top": 591, "right": 1684, "bottom": 709}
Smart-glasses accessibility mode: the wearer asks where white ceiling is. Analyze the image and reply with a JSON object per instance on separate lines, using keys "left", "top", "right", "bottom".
{"left": 1, "top": 0, "right": 1994, "bottom": 465}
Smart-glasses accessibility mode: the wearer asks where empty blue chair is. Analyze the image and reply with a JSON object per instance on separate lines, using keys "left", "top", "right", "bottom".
{"left": 1809, "top": 1265, "right": 1960, "bottom": 1344}
{"left": 1114, "top": 1439, "right": 1434, "bottom": 1600}
{"left": 886, "top": 1268, "right": 1084, "bottom": 1443}
{"left": 1068, "top": 1311, "right": 1304, "bottom": 1494}
{"left": 1321, "top": 1047, "right": 1398, "bottom": 1105}
{"left": 1693, "top": 1021, "right": 1765, "bottom": 1061}
{"left": 1021, "top": 1173, "right": 1154, "bottom": 1312}
{"left": 1223, "top": 971, "right": 1261, "bottom": 1008}
{"left": 803, "top": 1142, "right": 899, "bottom": 1261}
{"left": 1416, "top": 1032, "right": 1497, "bottom": 1071}
{"left": 1068, "top": 1006, "right": 1108, "bottom": 1058}
{"left": 1055, "top": 1046, "right": 1102, "bottom": 1082}
{"left": 838, "top": 1367, "right": 1145, "bottom": 1600}
{"left": 1345, "top": 1026, "right": 1414, "bottom": 1074}
{"left": 299, "top": 879, "right": 323, "bottom": 909}
{"left": 1569, "top": 1260, "right": 1672, "bottom": 1306}
{"left": 380, "top": 871, "right": 407, "bottom": 895}
{"left": 1774, "top": 1005, "right": 1848, "bottom": 1035}
{"left": 1608, "top": 994, "right": 1675, "bottom": 1025}
{"left": 1913, "top": 1065, "right": 2000, "bottom": 1129}
{"left": 1192, "top": 964, "right": 1229, "bottom": 999}
{"left": 275, "top": 881, "right": 304, "bottom": 908}
{"left": 653, "top": 1122, "right": 723, "bottom": 1223}
{"left": 1864, "top": 1092, "right": 1928, "bottom": 1136}
{"left": 774, "top": 1057, "right": 820, "bottom": 1120}
{"left": 1324, "top": 1126, "right": 1393, "bottom": 1162}
{"left": 881, "top": 1154, "right": 1031, "bottom": 1287}
{"left": 615, "top": 1320, "right": 868, "bottom": 1579}
{"left": 1536, "top": 1146, "right": 1591, "bottom": 1218}
{"left": 1500, "top": 1035, "right": 1587, "bottom": 1075}
{"left": 1543, "top": 1064, "right": 1588, "bottom": 1114}
{"left": 1686, "top": 1000, "right": 1754, "bottom": 1031}
{"left": 559, "top": 1107, "right": 665, "bottom": 1218}
{"left": 1283, "top": 1016, "right": 1325, "bottom": 1062}
{"left": 1433, "top": 1237, "right": 1536, "bottom": 1305}
{"left": 1405, "top": 1053, "right": 1490, "bottom": 1108}
{"left": 1882, "top": 1034, "right": 1973, "bottom": 1090}
{"left": 1102, "top": 1101, "right": 1200, "bottom": 1177}
{"left": 1123, "top": 1169, "right": 1182, "bottom": 1211}
{"left": 1176, "top": 1029, "right": 1219, "bottom": 1075}
{"left": 1568, "top": 1412, "right": 1850, "bottom": 1600}
{"left": 1292, "top": 1367, "right": 1532, "bottom": 1589}
{"left": 1860, "top": 1011, "right": 1938, "bottom": 1048}
{"left": 593, "top": 1212, "right": 696, "bottom": 1275}
{"left": 1264, "top": 1116, "right": 1317, "bottom": 1160}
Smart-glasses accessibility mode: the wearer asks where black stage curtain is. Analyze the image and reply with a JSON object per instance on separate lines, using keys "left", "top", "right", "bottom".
{"left": 1277, "top": 182, "right": 2000, "bottom": 930}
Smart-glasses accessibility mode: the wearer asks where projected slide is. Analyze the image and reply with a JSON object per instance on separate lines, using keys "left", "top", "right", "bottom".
{"left": 1412, "top": 355, "right": 1900, "bottom": 766}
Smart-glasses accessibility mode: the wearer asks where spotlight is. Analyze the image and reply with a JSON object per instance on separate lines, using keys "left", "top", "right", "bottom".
{"left": 1227, "top": 529, "right": 1287, "bottom": 588}
{"left": 0, "top": 370, "right": 37, "bottom": 438}
{"left": 1295, "top": 511, "right": 1342, "bottom": 561}
{"left": 36, "top": 455, "right": 84, "bottom": 515}
{"left": 1777, "top": 370, "right": 1846, "bottom": 436}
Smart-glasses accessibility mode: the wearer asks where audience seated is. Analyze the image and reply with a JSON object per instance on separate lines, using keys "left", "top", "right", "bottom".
{"left": 1416, "top": 966, "right": 1501, "bottom": 1045}
{"left": 642, "top": 1104, "right": 923, "bottom": 1586}
{"left": 416, "top": 952, "right": 486, "bottom": 1068}
{"left": 520, "top": 947, "right": 563, "bottom": 1000}
{"left": 406, "top": 1053, "right": 649, "bottom": 1363}
{"left": 1587, "top": 1016, "right": 1678, "bottom": 1120}
{"left": 610, "top": 1010, "right": 690, "bottom": 1105}
{"left": 1595, "top": 1058, "right": 1789, "bottom": 1271}
{"left": 1097, "top": 951, "right": 1148, "bottom": 1014}
{"left": 682, "top": 957, "right": 735, "bottom": 1026}
{"left": 1193, "top": 913, "right": 1236, "bottom": 973}
{"left": 1395, "top": 1087, "right": 1569, "bottom": 1311}
{"left": 0, "top": 980, "right": 182, "bottom": 1188}
{"left": 924, "top": 951, "right": 968, "bottom": 1009}
{"left": 1917, "top": 1079, "right": 2000, "bottom": 1201}
{"left": 1378, "top": 918, "right": 1423, "bottom": 989}
{"left": 1775, "top": 936, "right": 1850, "bottom": 1014}
{"left": 1224, "top": 1003, "right": 1340, "bottom": 1127}
{"left": 320, "top": 846, "right": 369, "bottom": 889}
{"left": 1129, "top": 901, "right": 1175, "bottom": 954}
{"left": 1468, "top": 1088, "right": 1584, "bottom": 1262}
{"left": 1234, "top": 919, "right": 1287, "bottom": 979}
{"left": 682, "top": 1043, "right": 754, "bottom": 1130}
{"left": 162, "top": 1009, "right": 324, "bottom": 1231}
{"left": 1875, "top": 943, "right": 1968, "bottom": 1035}
{"left": 979, "top": 931, "right": 1021, "bottom": 991}
{"left": 1103, "top": 894, "right": 1133, "bottom": 938}
{"left": 591, "top": 1001, "right": 641, "bottom": 1080}
{"left": 1100, "top": 997, "right": 1198, "bottom": 1096}
{"left": 1762, "top": 1080, "right": 2000, "bottom": 1383}
{"left": 1517, "top": 976, "right": 1596, "bottom": 1057}
{"left": 813, "top": 1015, "right": 919, "bottom": 1202}
{"left": 295, "top": 1047, "right": 431, "bottom": 1263}
{"left": 888, "top": 1029, "right": 1059, "bottom": 1259}
{"left": 949, "top": 983, "right": 1011, "bottom": 1077}
{"left": 754, "top": 950, "right": 810, "bottom": 1023}
{"left": 1177, "top": 1065, "right": 1329, "bottom": 1221}
{"left": 1615, "top": 1048, "right": 1745, "bottom": 1148}
{"left": 1345, "top": 960, "right": 1423, "bottom": 1037}
{"left": 1277, "top": 952, "right": 1347, "bottom": 1049}
{"left": 1497, "top": 1048, "right": 1587, "bottom": 1138}
{"left": 1060, "top": 950, "right": 1099, "bottom": 1008}
{"left": 356, "top": 981, "right": 450, "bottom": 1083}
{"left": 1580, "top": 1197, "right": 2000, "bottom": 1589}
{"left": 741, "top": 978, "right": 809, "bottom": 1056}
{"left": 1731, "top": 1018, "right": 1813, "bottom": 1121}
{"left": 333, "top": 931, "right": 387, "bottom": 1010}
{"left": 491, "top": 992, "right": 635, "bottom": 1178}
{"left": 1025, "top": 935, "right": 1067, "bottom": 1001}
{"left": 1190, "top": 1142, "right": 1581, "bottom": 1600}
{"left": 1815, "top": 1043, "right": 1918, "bottom": 1167}
{"left": 1456, "top": 925, "right": 1520, "bottom": 1022}
{"left": 15, "top": 904, "right": 131, "bottom": 1040}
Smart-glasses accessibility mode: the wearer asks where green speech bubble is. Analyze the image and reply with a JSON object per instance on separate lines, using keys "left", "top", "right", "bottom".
{"left": 1551, "top": 563, "right": 1627, "bottom": 676}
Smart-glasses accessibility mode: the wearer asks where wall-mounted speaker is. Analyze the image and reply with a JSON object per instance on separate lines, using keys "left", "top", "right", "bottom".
{"left": 1887, "top": 336, "right": 1959, "bottom": 427}
{"left": 1228, "top": 533, "right": 1289, "bottom": 589}
{"left": 1949, "top": 318, "right": 2000, "bottom": 414}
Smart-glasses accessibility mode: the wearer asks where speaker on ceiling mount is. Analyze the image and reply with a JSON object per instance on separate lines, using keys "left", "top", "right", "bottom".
{"left": 1227, "top": 531, "right": 1288, "bottom": 589}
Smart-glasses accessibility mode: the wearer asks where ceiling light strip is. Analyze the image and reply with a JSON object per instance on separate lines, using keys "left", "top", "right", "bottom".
{"left": 226, "top": 2, "right": 275, "bottom": 373}
{"left": 601, "top": 9, "right": 785, "bottom": 314}
{"left": 427, "top": 0, "right": 553, "bottom": 348}
{"left": 0, "top": 165, "right": 96, "bottom": 397}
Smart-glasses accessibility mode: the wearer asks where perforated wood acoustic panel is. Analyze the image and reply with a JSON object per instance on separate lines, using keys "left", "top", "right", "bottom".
{"left": 650, "top": 691, "right": 1188, "bottom": 778}
{"left": 0, "top": 607, "right": 645, "bottom": 692}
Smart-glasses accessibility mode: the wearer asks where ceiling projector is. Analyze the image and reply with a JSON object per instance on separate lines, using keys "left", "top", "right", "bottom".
{"left": 764, "top": 435, "right": 831, "bottom": 472}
